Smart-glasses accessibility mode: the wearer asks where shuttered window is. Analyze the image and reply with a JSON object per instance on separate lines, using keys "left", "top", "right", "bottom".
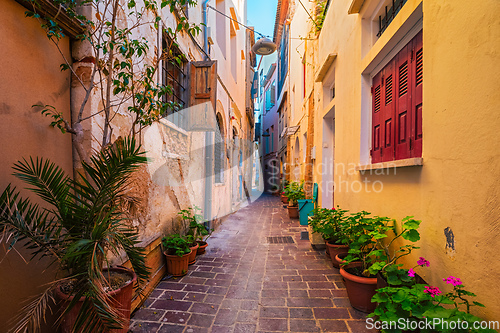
{"left": 371, "top": 30, "right": 422, "bottom": 163}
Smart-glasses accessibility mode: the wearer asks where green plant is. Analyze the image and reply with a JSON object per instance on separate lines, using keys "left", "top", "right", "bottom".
{"left": 370, "top": 259, "right": 495, "bottom": 333}
{"left": 372, "top": 216, "right": 422, "bottom": 285}
{"left": 0, "top": 137, "right": 150, "bottom": 332}
{"left": 25, "top": 0, "right": 201, "bottom": 164}
{"left": 162, "top": 234, "right": 191, "bottom": 257}
{"left": 309, "top": 207, "right": 349, "bottom": 242}
{"left": 284, "top": 181, "right": 305, "bottom": 206}
{"left": 179, "top": 206, "right": 209, "bottom": 242}
{"left": 314, "top": 0, "right": 328, "bottom": 33}
{"left": 342, "top": 213, "right": 389, "bottom": 277}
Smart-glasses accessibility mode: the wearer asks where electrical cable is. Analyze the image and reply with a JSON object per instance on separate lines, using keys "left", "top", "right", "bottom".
{"left": 297, "top": 0, "right": 318, "bottom": 28}
{"left": 207, "top": 5, "right": 271, "bottom": 38}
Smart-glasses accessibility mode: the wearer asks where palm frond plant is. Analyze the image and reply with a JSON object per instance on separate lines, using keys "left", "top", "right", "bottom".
{"left": 0, "top": 137, "right": 150, "bottom": 333}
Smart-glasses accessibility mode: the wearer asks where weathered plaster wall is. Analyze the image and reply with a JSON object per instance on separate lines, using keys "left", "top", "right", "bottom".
{"left": 313, "top": 0, "right": 500, "bottom": 320}
{"left": 0, "top": 0, "right": 74, "bottom": 330}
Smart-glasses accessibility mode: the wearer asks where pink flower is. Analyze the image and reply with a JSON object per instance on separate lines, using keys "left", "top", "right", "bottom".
{"left": 417, "top": 257, "right": 430, "bottom": 267}
{"left": 424, "top": 286, "right": 442, "bottom": 297}
{"left": 331, "top": 207, "right": 336, "bottom": 210}
{"left": 282, "top": 192, "right": 285, "bottom": 194}
{"left": 443, "top": 276, "right": 462, "bottom": 286}
{"left": 408, "top": 268, "right": 415, "bottom": 277}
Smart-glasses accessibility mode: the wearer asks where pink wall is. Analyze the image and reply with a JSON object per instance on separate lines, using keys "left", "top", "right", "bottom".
{"left": 0, "top": 0, "right": 74, "bottom": 330}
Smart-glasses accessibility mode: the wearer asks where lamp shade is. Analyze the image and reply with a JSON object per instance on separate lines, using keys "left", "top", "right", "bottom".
{"left": 252, "top": 37, "right": 277, "bottom": 55}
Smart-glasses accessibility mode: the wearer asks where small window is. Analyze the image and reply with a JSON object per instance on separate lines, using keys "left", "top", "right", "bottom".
{"left": 162, "top": 36, "right": 187, "bottom": 129}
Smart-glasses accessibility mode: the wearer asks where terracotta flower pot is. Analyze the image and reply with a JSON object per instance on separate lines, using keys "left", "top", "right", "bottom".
{"left": 335, "top": 253, "right": 349, "bottom": 267}
{"left": 288, "top": 205, "right": 299, "bottom": 219}
{"left": 188, "top": 243, "right": 199, "bottom": 265}
{"left": 165, "top": 251, "right": 191, "bottom": 277}
{"left": 326, "top": 241, "right": 349, "bottom": 268}
{"left": 55, "top": 267, "right": 136, "bottom": 333}
{"left": 340, "top": 264, "right": 377, "bottom": 313}
{"left": 196, "top": 241, "right": 208, "bottom": 254}
{"left": 281, "top": 194, "right": 288, "bottom": 204}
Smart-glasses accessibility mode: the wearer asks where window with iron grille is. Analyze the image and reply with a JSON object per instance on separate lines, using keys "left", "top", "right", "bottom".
{"left": 371, "top": 30, "right": 422, "bottom": 163}
{"left": 162, "top": 36, "right": 187, "bottom": 129}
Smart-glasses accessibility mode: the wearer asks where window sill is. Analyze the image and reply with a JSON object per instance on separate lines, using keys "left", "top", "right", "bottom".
{"left": 356, "top": 157, "right": 423, "bottom": 171}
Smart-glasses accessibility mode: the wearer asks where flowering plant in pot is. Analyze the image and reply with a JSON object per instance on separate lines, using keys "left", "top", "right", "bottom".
{"left": 280, "top": 179, "right": 289, "bottom": 204}
{"left": 340, "top": 213, "right": 390, "bottom": 312}
{"left": 284, "top": 181, "right": 305, "bottom": 218}
{"left": 369, "top": 259, "right": 495, "bottom": 333}
{"left": 0, "top": 138, "right": 150, "bottom": 332}
{"left": 162, "top": 234, "right": 191, "bottom": 277}
{"left": 369, "top": 216, "right": 422, "bottom": 288}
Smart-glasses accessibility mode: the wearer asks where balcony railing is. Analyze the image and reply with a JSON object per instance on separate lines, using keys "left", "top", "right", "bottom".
{"left": 377, "top": 0, "right": 408, "bottom": 37}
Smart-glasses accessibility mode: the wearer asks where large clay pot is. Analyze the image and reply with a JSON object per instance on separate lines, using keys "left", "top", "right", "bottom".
{"left": 165, "top": 250, "right": 191, "bottom": 277}
{"left": 197, "top": 241, "right": 208, "bottom": 254}
{"left": 288, "top": 205, "right": 299, "bottom": 219}
{"left": 188, "top": 243, "right": 199, "bottom": 265}
{"left": 326, "top": 241, "right": 349, "bottom": 268}
{"left": 340, "top": 264, "right": 377, "bottom": 313}
{"left": 55, "top": 267, "right": 136, "bottom": 333}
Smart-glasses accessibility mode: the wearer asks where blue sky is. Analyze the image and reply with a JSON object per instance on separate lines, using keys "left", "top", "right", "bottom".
{"left": 247, "top": 0, "right": 278, "bottom": 39}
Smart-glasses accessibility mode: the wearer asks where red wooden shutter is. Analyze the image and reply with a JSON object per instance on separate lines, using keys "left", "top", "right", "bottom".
{"left": 188, "top": 61, "right": 218, "bottom": 131}
{"left": 395, "top": 42, "right": 412, "bottom": 160}
{"left": 411, "top": 31, "right": 423, "bottom": 157}
{"left": 381, "top": 59, "right": 395, "bottom": 162}
{"left": 371, "top": 72, "right": 383, "bottom": 163}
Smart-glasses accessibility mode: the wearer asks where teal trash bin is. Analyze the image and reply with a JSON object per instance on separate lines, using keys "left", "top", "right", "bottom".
{"left": 297, "top": 183, "right": 318, "bottom": 226}
{"left": 298, "top": 199, "right": 314, "bottom": 225}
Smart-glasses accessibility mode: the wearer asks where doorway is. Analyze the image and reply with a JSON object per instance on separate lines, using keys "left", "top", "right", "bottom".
{"left": 322, "top": 107, "right": 335, "bottom": 208}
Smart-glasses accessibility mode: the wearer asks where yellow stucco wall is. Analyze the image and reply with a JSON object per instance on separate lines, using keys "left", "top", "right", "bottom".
{"left": 312, "top": 0, "right": 500, "bottom": 320}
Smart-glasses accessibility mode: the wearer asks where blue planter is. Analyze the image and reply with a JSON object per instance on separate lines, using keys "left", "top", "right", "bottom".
{"left": 298, "top": 199, "right": 315, "bottom": 226}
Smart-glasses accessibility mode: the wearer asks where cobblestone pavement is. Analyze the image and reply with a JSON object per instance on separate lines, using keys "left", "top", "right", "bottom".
{"left": 129, "top": 194, "right": 368, "bottom": 333}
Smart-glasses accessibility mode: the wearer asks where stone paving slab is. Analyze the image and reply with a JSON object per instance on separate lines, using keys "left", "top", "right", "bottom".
{"left": 129, "top": 195, "right": 368, "bottom": 332}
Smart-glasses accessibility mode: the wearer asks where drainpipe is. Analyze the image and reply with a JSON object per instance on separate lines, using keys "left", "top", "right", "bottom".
{"left": 202, "top": 0, "right": 210, "bottom": 59}
{"left": 202, "top": 0, "right": 213, "bottom": 223}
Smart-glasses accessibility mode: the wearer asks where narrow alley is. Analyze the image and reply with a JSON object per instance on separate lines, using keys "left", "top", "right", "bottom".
{"left": 129, "top": 195, "right": 368, "bottom": 333}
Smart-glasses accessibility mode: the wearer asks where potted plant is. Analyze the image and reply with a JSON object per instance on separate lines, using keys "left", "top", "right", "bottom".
{"left": 340, "top": 212, "right": 388, "bottom": 312}
{"left": 178, "top": 206, "right": 211, "bottom": 254}
{"left": 284, "top": 181, "right": 305, "bottom": 219}
{"left": 280, "top": 179, "right": 289, "bottom": 204}
{"left": 0, "top": 138, "right": 150, "bottom": 332}
{"left": 324, "top": 207, "right": 351, "bottom": 267}
{"left": 370, "top": 216, "right": 422, "bottom": 288}
{"left": 370, "top": 258, "right": 495, "bottom": 333}
{"left": 162, "top": 234, "right": 191, "bottom": 277}
{"left": 281, "top": 191, "right": 288, "bottom": 204}
{"left": 185, "top": 235, "right": 199, "bottom": 265}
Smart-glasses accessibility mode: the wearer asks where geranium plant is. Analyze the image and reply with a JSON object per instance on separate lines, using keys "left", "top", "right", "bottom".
{"left": 370, "top": 259, "right": 495, "bottom": 333}
{"left": 309, "top": 206, "right": 349, "bottom": 243}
